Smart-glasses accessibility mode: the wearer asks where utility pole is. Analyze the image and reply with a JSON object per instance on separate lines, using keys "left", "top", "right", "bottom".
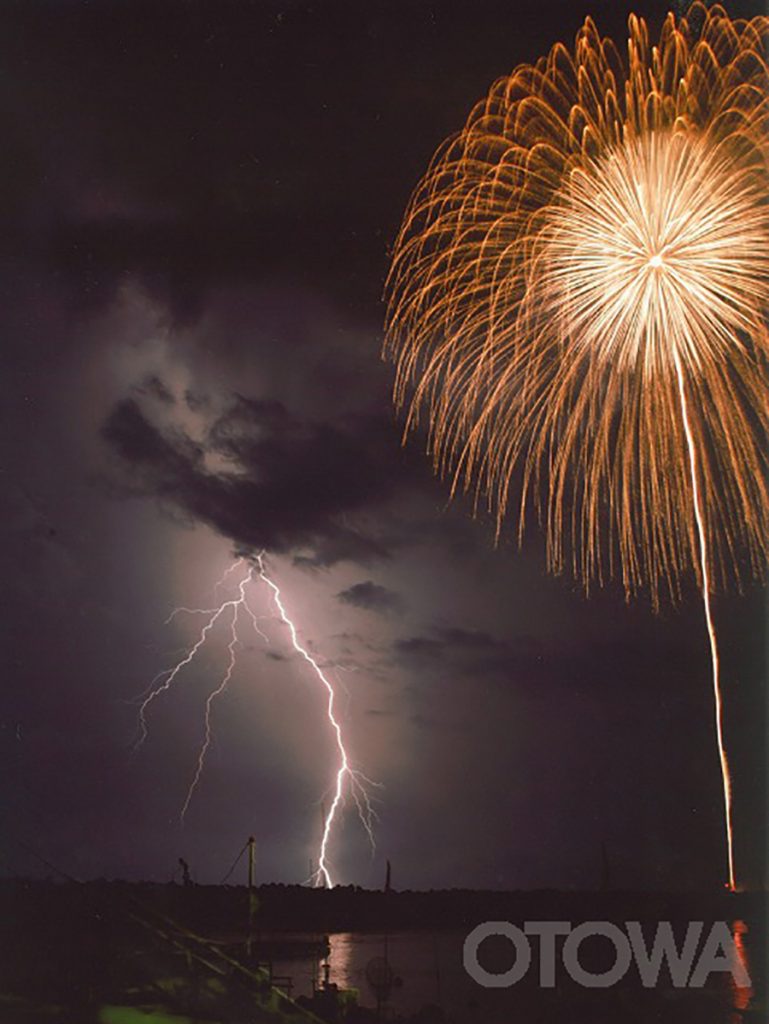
{"left": 246, "top": 836, "right": 257, "bottom": 960}
{"left": 319, "top": 801, "right": 327, "bottom": 888}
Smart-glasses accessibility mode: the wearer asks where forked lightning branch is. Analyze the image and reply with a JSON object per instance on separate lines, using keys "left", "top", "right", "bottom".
{"left": 133, "top": 552, "right": 377, "bottom": 887}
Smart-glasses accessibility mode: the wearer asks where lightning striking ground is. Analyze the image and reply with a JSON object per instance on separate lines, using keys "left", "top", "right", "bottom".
{"left": 256, "top": 552, "right": 377, "bottom": 888}
{"left": 135, "top": 554, "right": 376, "bottom": 885}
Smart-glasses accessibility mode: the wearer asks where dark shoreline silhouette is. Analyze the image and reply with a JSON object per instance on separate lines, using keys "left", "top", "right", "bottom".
{"left": 1, "top": 879, "right": 765, "bottom": 1023}
{"left": 2, "top": 876, "right": 765, "bottom": 933}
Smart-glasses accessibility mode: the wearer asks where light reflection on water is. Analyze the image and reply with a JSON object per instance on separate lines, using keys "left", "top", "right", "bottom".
{"left": 325, "top": 931, "right": 357, "bottom": 991}
{"left": 731, "top": 920, "right": 753, "bottom": 1013}
{"left": 268, "top": 920, "right": 759, "bottom": 1023}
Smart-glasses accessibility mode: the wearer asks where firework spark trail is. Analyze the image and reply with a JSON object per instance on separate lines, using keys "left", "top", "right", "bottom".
{"left": 256, "top": 552, "right": 376, "bottom": 887}
{"left": 673, "top": 349, "right": 735, "bottom": 891}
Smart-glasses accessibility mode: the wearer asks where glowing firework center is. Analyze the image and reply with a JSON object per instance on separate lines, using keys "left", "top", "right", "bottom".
{"left": 536, "top": 131, "right": 769, "bottom": 374}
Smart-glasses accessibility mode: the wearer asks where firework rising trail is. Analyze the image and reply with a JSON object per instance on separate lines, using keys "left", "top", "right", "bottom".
{"left": 385, "top": 3, "right": 769, "bottom": 889}
{"left": 673, "top": 349, "right": 734, "bottom": 890}
{"left": 135, "top": 556, "right": 376, "bottom": 884}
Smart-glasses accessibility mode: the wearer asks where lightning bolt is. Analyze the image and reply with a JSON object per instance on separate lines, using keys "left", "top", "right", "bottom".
{"left": 135, "top": 560, "right": 267, "bottom": 757}
{"left": 135, "top": 553, "right": 377, "bottom": 884}
{"left": 178, "top": 566, "right": 269, "bottom": 822}
{"left": 256, "top": 552, "right": 377, "bottom": 888}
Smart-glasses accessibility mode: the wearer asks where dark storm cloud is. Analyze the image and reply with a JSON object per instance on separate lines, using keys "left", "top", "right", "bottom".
{"left": 292, "top": 535, "right": 393, "bottom": 570}
{"left": 394, "top": 622, "right": 694, "bottom": 696}
{"left": 2, "top": 1, "right": 663, "bottom": 322}
{"left": 184, "top": 390, "right": 210, "bottom": 413}
{"left": 0, "top": 2, "right": 470, "bottom": 321}
{"left": 337, "top": 580, "right": 404, "bottom": 614}
{"left": 395, "top": 626, "right": 545, "bottom": 682}
{"left": 133, "top": 375, "right": 175, "bottom": 405}
{"left": 102, "top": 392, "right": 413, "bottom": 564}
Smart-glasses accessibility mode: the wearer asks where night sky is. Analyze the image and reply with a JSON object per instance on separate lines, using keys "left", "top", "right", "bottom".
{"left": 1, "top": 0, "right": 766, "bottom": 893}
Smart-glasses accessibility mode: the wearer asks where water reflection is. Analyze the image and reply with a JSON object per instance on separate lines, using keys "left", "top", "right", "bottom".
{"left": 323, "top": 931, "right": 356, "bottom": 992}
{"left": 284, "top": 921, "right": 761, "bottom": 1022}
{"left": 731, "top": 919, "right": 753, "bottom": 1014}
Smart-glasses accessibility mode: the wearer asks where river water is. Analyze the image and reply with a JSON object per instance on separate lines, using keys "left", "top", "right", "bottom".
{"left": 266, "top": 920, "right": 760, "bottom": 1022}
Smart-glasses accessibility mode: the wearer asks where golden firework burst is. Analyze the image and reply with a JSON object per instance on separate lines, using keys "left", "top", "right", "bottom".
{"left": 385, "top": 2, "right": 769, "bottom": 608}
